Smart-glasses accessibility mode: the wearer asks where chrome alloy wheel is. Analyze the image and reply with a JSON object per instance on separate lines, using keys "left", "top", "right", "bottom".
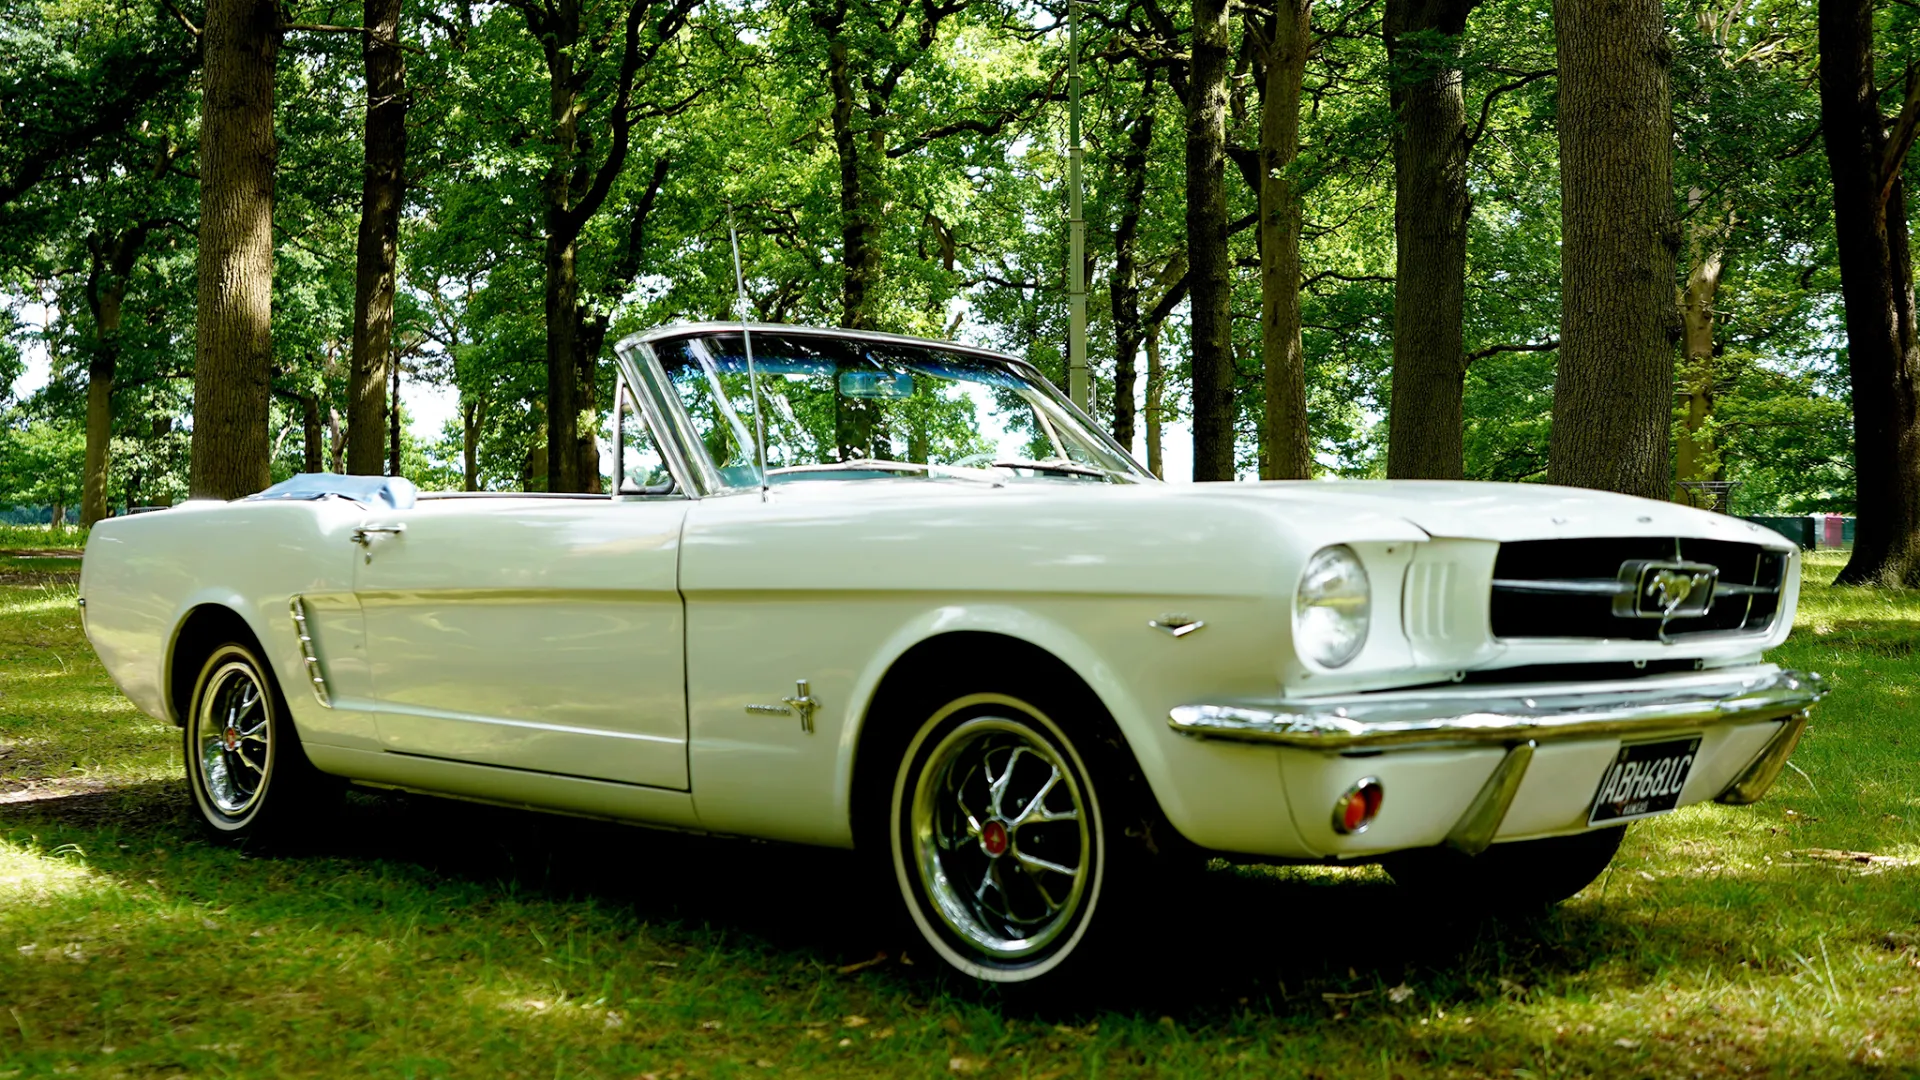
{"left": 909, "top": 715, "right": 1093, "bottom": 961}
{"left": 192, "top": 657, "right": 275, "bottom": 819}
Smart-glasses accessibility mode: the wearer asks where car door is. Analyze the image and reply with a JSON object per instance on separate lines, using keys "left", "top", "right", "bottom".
{"left": 350, "top": 496, "right": 691, "bottom": 790}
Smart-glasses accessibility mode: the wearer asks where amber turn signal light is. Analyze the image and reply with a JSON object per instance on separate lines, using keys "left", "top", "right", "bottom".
{"left": 1331, "top": 777, "right": 1384, "bottom": 835}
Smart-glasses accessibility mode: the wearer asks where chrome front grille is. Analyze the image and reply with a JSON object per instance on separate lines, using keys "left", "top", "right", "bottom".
{"left": 1489, "top": 537, "right": 1786, "bottom": 641}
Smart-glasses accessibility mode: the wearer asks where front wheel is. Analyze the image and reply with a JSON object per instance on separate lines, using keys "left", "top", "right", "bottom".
{"left": 888, "top": 691, "right": 1120, "bottom": 983}
{"left": 184, "top": 641, "right": 337, "bottom": 845}
{"left": 1380, "top": 825, "right": 1628, "bottom": 913}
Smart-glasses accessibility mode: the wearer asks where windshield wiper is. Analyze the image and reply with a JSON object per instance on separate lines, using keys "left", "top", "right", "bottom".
{"left": 766, "top": 459, "right": 1004, "bottom": 486}
{"left": 991, "top": 458, "right": 1116, "bottom": 480}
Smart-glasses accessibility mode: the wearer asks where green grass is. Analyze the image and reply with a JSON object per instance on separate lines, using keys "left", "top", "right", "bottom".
{"left": 1, "top": 545, "right": 1916, "bottom": 1077}
{"left": 0, "top": 524, "right": 86, "bottom": 550}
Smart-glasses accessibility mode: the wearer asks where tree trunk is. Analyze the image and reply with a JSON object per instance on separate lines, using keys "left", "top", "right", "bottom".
{"left": 515, "top": 0, "right": 678, "bottom": 492}
{"left": 328, "top": 406, "right": 346, "bottom": 473}
{"left": 576, "top": 315, "right": 607, "bottom": 496}
{"left": 346, "top": 0, "right": 407, "bottom": 476}
{"left": 82, "top": 356, "right": 111, "bottom": 510}
{"left": 1822, "top": 0, "right": 1920, "bottom": 584}
{"left": 1546, "top": 0, "right": 1677, "bottom": 500}
{"left": 299, "top": 391, "right": 323, "bottom": 473}
{"left": 388, "top": 351, "right": 402, "bottom": 476}
{"left": 1384, "top": 0, "right": 1476, "bottom": 480}
{"left": 826, "top": 26, "right": 879, "bottom": 330}
{"left": 462, "top": 396, "right": 484, "bottom": 491}
{"left": 822, "top": 17, "right": 884, "bottom": 457}
{"left": 1673, "top": 198, "right": 1732, "bottom": 500}
{"left": 1140, "top": 255, "right": 1186, "bottom": 478}
{"left": 81, "top": 228, "right": 148, "bottom": 525}
{"left": 566, "top": 158, "right": 667, "bottom": 493}
{"left": 190, "top": 0, "right": 279, "bottom": 500}
{"left": 1187, "top": 0, "right": 1236, "bottom": 481}
{"left": 1110, "top": 99, "right": 1153, "bottom": 450}
{"left": 540, "top": 35, "right": 583, "bottom": 495}
{"left": 1145, "top": 324, "right": 1165, "bottom": 478}
{"left": 1256, "top": 0, "right": 1312, "bottom": 481}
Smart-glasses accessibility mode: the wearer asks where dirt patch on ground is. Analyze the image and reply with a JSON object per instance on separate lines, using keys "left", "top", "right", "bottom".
{"left": 0, "top": 569, "right": 80, "bottom": 585}
{"left": 0, "top": 775, "right": 115, "bottom": 804}
{"left": 0, "top": 552, "right": 81, "bottom": 584}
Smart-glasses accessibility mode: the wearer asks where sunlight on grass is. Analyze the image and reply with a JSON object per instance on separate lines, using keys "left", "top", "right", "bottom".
{"left": 0, "top": 555, "right": 1916, "bottom": 1076}
{"left": 0, "top": 839, "right": 107, "bottom": 904}
{"left": 0, "top": 588, "right": 80, "bottom": 619}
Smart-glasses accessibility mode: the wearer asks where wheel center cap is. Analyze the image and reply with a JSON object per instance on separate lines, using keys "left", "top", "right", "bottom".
{"left": 980, "top": 819, "right": 1010, "bottom": 857}
{"left": 222, "top": 726, "right": 240, "bottom": 752}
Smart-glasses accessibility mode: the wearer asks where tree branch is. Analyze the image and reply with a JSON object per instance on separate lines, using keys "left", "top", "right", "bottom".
{"left": 964, "top": 273, "right": 1040, "bottom": 289}
{"left": 1466, "top": 69, "right": 1554, "bottom": 149}
{"left": 889, "top": 74, "right": 1065, "bottom": 158}
{"left": 558, "top": 0, "right": 693, "bottom": 241}
{"left": 1465, "top": 339, "right": 1559, "bottom": 365}
{"left": 1301, "top": 269, "right": 1393, "bottom": 290}
{"left": 160, "top": 0, "right": 201, "bottom": 36}
{"left": 0, "top": 44, "right": 197, "bottom": 207}
{"left": 1880, "top": 63, "right": 1920, "bottom": 209}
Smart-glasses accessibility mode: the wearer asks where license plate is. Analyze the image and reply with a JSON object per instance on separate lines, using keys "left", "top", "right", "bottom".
{"left": 1588, "top": 736, "right": 1702, "bottom": 825}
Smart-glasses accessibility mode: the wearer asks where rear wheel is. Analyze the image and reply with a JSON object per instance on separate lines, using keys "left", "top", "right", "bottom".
{"left": 1381, "top": 825, "right": 1628, "bottom": 912}
{"left": 184, "top": 641, "right": 337, "bottom": 845}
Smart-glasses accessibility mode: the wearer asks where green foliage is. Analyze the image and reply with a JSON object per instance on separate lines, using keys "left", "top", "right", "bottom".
{"left": 0, "top": 415, "right": 84, "bottom": 512}
{"left": 0, "top": 0, "right": 1893, "bottom": 509}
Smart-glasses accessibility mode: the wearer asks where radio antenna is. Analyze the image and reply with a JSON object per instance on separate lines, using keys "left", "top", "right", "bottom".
{"left": 727, "top": 203, "right": 771, "bottom": 502}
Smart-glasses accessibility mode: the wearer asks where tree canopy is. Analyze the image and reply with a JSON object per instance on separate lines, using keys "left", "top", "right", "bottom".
{"left": 1, "top": 0, "right": 1912, "bottom": 532}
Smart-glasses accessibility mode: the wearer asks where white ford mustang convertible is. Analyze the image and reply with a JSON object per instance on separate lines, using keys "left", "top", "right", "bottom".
{"left": 80, "top": 323, "right": 1824, "bottom": 984}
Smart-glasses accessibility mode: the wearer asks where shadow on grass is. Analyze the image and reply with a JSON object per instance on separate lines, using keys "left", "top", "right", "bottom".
{"left": 0, "top": 778, "right": 1712, "bottom": 1024}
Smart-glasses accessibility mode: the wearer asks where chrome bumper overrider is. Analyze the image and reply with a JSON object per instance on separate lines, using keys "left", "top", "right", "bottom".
{"left": 1168, "top": 666, "right": 1824, "bottom": 751}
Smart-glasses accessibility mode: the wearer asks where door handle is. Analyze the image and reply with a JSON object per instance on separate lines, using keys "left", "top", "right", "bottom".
{"left": 351, "top": 524, "right": 406, "bottom": 546}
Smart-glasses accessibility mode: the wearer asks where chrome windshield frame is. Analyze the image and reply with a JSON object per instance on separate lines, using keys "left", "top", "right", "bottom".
{"left": 613, "top": 337, "right": 728, "bottom": 497}
{"left": 610, "top": 323, "right": 1157, "bottom": 497}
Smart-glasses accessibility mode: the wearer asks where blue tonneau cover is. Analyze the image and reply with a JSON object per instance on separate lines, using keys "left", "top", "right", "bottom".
{"left": 246, "top": 473, "right": 418, "bottom": 510}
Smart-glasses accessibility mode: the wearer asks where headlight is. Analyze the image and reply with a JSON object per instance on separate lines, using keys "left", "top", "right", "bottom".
{"left": 1295, "top": 545, "right": 1370, "bottom": 668}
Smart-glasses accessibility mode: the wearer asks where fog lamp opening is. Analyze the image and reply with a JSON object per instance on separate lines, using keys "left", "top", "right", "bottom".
{"left": 1332, "top": 777, "right": 1384, "bottom": 835}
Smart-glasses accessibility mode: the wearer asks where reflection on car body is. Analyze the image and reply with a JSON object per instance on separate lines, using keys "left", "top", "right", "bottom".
{"left": 79, "top": 322, "right": 1825, "bottom": 985}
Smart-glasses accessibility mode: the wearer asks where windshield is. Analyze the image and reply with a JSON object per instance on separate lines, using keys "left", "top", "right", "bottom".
{"left": 638, "top": 331, "right": 1149, "bottom": 490}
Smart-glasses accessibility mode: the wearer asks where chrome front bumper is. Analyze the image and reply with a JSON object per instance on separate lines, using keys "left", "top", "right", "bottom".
{"left": 1170, "top": 665, "right": 1824, "bottom": 854}
{"left": 1168, "top": 666, "right": 1824, "bottom": 751}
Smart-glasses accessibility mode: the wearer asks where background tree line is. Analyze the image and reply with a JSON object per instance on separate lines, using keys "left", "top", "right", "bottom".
{"left": 1, "top": 0, "right": 1916, "bottom": 581}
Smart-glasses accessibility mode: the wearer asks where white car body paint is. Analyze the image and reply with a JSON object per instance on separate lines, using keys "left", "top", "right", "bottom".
{"left": 81, "top": 468, "right": 1808, "bottom": 862}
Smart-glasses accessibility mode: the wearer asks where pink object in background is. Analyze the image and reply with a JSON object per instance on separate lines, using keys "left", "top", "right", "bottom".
{"left": 1822, "top": 515, "right": 1846, "bottom": 549}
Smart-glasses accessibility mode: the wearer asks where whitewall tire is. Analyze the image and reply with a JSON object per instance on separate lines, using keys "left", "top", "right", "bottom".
{"left": 888, "top": 691, "right": 1112, "bottom": 983}
{"left": 183, "top": 641, "right": 335, "bottom": 844}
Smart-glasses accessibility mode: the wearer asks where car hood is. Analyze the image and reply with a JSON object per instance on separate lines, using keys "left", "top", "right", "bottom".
{"left": 754, "top": 476, "right": 1795, "bottom": 549}
{"left": 1200, "top": 480, "right": 1794, "bottom": 547}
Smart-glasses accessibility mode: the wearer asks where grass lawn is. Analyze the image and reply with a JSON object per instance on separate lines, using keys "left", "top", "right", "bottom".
{"left": 1, "top": 531, "right": 1915, "bottom": 1078}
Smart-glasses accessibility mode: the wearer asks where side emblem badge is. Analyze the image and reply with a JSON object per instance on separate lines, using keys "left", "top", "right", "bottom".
{"left": 746, "top": 679, "right": 820, "bottom": 733}
{"left": 1149, "top": 615, "right": 1205, "bottom": 638}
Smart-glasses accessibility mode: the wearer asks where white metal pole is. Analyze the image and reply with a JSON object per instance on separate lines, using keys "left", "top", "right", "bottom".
{"left": 1066, "top": 0, "right": 1089, "bottom": 411}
